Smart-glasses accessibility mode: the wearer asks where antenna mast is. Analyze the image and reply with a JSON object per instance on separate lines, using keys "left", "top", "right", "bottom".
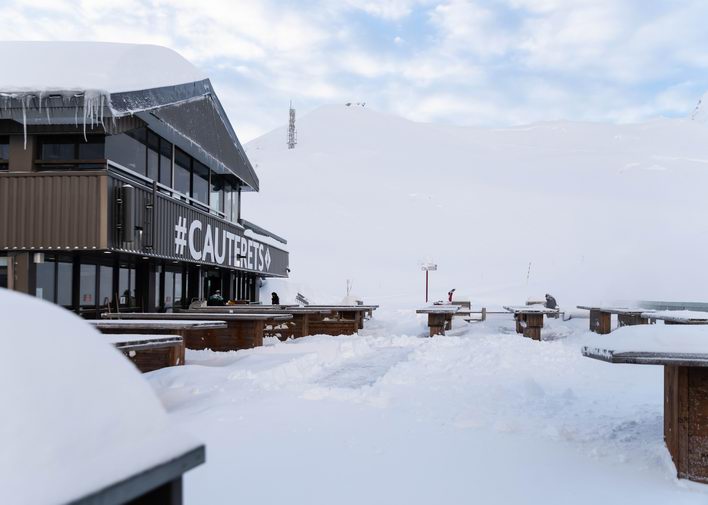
{"left": 287, "top": 101, "right": 297, "bottom": 149}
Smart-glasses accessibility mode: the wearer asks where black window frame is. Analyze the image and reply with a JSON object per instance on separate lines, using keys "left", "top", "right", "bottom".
{"left": 36, "top": 134, "right": 106, "bottom": 170}
{"left": 0, "top": 135, "right": 9, "bottom": 170}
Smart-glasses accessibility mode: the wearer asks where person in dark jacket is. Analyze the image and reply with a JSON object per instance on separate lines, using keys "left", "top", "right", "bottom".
{"left": 448, "top": 288, "right": 456, "bottom": 303}
{"left": 271, "top": 292, "right": 280, "bottom": 305}
{"left": 208, "top": 290, "right": 225, "bottom": 306}
{"left": 544, "top": 293, "right": 558, "bottom": 310}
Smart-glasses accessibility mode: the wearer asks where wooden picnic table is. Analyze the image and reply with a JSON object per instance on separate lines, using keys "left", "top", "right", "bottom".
{"left": 577, "top": 306, "right": 655, "bottom": 334}
{"left": 582, "top": 326, "right": 708, "bottom": 484}
{"left": 503, "top": 306, "right": 559, "bottom": 341}
{"left": 416, "top": 305, "right": 460, "bottom": 336}
{"left": 643, "top": 310, "right": 708, "bottom": 325}
{"left": 99, "top": 314, "right": 290, "bottom": 351}
{"left": 105, "top": 333, "right": 185, "bottom": 373}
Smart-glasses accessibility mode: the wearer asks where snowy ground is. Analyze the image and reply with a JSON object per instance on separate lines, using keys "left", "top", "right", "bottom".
{"left": 147, "top": 310, "right": 708, "bottom": 504}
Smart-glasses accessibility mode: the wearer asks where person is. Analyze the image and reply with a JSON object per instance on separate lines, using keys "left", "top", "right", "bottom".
{"left": 448, "top": 288, "right": 456, "bottom": 303}
{"left": 544, "top": 293, "right": 557, "bottom": 310}
{"left": 207, "top": 289, "right": 225, "bottom": 306}
{"left": 271, "top": 292, "right": 280, "bottom": 305}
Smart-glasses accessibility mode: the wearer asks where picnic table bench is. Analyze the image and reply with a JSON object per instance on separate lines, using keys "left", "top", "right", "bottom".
{"left": 503, "top": 306, "right": 559, "bottom": 341}
{"left": 105, "top": 333, "right": 185, "bottom": 373}
{"left": 577, "top": 306, "right": 655, "bottom": 334}
{"left": 582, "top": 326, "right": 708, "bottom": 484}
{"left": 643, "top": 310, "right": 708, "bottom": 325}
{"left": 100, "top": 313, "right": 292, "bottom": 351}
{"left": 416, "top": 305, "right": 460, "bottom": 336}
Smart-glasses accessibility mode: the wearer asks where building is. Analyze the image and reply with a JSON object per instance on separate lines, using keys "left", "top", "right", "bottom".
{"left": 0, "top": 42, "right": 288, "bottom": 316}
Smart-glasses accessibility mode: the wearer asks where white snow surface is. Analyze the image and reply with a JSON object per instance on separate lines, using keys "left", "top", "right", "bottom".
{"left": 0, "top": 41, "right": 204, "bottom": 94}
{"left": 245, "top": 105, "right": 708, "bottom": 307}
{"left": 146, "top": 311, "right": 708, "bottom": 504}
{"left": 588, "top": 324, "right": 708, "bottom": 354}
{"left": 0, "top": 289, "right": 199, "bottom": 505}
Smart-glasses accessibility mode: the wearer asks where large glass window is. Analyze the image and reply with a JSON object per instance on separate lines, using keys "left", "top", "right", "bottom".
{"left": 118, "top": 265, "right": 136, "bottom": 307}
{"left": 56, "top": 261, "right": 73, "bottom": 306}
{"left": 146, "top": 131, "right": 160, "bottom": 182}
{"left": 164, "top": 272, "right": 175, "bottom": 311}
{"left": 174, "top": 272, "right": 183, "bottom": 309}
{"left": 210, "top": 174, "right": 224, "bottom": 214}
{"left": 159, "top": 139, "right": 173, "bottom": 188}
{"left": 80, "top": 264, "right": 96, "bottom": 307}
{"left": 37, "top": 136, "right": 105, "bottom": 170}
{"left": 224, "top": 183, "right": 233, "bottom": 222}
{"left": 192, "top": 161, "right": 209, "bottom": 205}
{"left": 0, "top": 136, "right": 8, "bottom": 170}
{"left": 174, "top": 148, "right": 191, "bottom": 197}
{"left": 35, "top": 262, "right": 55, "bottom": 302}
{"left": 40, "top": 138, "right": 74, "bottom": 161}
{"left": 99, "top": 265, "right": 113, "bottom": 308}
{"left": 105, "top": 128, "right": 146, "bottom": 174}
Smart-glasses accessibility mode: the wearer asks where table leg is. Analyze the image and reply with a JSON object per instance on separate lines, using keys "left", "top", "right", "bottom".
{"left": 589, "top": 309, "right": 611, "bottom": 334}
{"left": 428, "top": 313, "right": 446, "bottom": 336}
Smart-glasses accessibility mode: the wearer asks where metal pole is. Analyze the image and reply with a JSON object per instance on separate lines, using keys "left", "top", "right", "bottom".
{"left": 425, "top": 270, "right": 429, "bottom": 303}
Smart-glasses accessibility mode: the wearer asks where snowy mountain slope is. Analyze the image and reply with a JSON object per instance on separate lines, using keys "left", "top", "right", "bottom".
{"left": 244, "top": 105, "right": 708, "bottom": 306}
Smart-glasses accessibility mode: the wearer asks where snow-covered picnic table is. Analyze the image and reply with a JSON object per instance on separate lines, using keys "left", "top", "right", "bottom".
{"left": 577, "top": 305, "right": 655, "bottom": 334}
{"left": 582, "top": 325, "right": 708, "bottom": 484}
{"left": 416, "top": 305, "right": 460, "bottom": 336}
{"left": 105, "top": 333, "right": 185, "bottom": 373}
{"left": 99, "top": 313, "right": 290, "bottom": 350}
{"left": 503, "top": 305, "right": 559, "bottom": 341}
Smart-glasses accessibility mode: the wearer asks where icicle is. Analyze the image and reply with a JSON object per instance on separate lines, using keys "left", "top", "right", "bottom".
{"left": 21, "top": 95, "right": 27, "bottom": 150}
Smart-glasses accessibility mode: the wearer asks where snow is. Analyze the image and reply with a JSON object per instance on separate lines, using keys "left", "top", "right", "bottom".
{"left": 0, "top": 288, "right": 199, "bottom": 505}
{"left": 145, "top": 311, "right": 708, "bottom": 504}
{"left": 587, "top": 324, "right": 708, "bottom": 355}
{"left": 0, "top": 41, "right": 204, "bottom": 94}
{"left": 104, "top": 333, "right": 182, "bottom": 345}
{"left": 648, "top": 310, "right": 708, "bottom": 321}
{"left": 244, "top": 105, "right": 708, "bottom": 307}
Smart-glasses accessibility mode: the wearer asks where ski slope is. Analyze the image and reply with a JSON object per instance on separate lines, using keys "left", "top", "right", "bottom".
{"left": 244, "top": 105, "right": 708, "bottom": 307}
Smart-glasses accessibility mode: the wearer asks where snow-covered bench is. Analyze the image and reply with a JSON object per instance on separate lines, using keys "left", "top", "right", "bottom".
{"left": 644, "top": 310, "right": 708, "bottom": 325}
{"left": 503, "top": 306, "right": 559, "bottom": 341}
{"left": 583, "top": 325, "right": 708, "bottom": 484}
{"left": 106, "top": 334, "right": 185, "bottom": 373}
{"left": 577, "top": 306, "right": 654, "bottom": 334}
{"left": 417, "top": 305, "right": 460, "bottom": 336}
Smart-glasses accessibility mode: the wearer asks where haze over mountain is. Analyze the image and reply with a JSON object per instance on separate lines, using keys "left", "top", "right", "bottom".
{"left": 244, "top": 104, "right": 708, "bottom": 307}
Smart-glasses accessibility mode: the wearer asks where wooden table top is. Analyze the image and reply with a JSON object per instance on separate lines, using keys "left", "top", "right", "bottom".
{"left": 582, "top": 346, "right": 708, "bottom": 367}
{"left": 577, "top": 306, "right": 653, "bottom": 315}
{"left": 503, "top": 305, "right": 559, "bottom": 315}
{"left": 90, "top": 320, "right": 228, "bottom": 330}
{"left": 416, "top": 305, "right": 460, "bottom": 314}
{"left": 103, "top": 312, "right": 293, "bottom": 322}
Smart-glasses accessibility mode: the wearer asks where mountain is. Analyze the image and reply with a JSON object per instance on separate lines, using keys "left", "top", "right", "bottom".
{"left": 244, "top": 105, "right": 708, "bottom": 307}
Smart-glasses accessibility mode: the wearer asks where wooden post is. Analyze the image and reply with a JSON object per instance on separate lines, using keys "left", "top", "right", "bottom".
{"left": 523, "top": 313, "right": 544, "bottom": 341}
{"left": 589, "top": 309, "right": 611, "bottom": 334}
{"left": 428, "top": 313, "right": 446, "bottom": 336}
{"left": 481, "top": 307, "right": 487, "bottom": 322}
{"left": 664, "top": 365, "right": 708, "bottom": 483}
{"left": 618, "top": 314, "right": 649, "bottom": 327}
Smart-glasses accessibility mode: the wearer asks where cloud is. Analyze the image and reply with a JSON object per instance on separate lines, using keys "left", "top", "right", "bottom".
{"left": 0, "top": 0, "right": 707, "bottom": 141}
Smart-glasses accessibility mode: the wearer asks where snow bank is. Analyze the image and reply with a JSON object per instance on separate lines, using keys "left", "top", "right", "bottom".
{"left": 0, "top": 288, "right": 198, "bottom": 505}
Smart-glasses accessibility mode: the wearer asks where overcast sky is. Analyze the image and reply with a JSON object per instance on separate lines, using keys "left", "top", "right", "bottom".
{"left": 3, "top": 0, "right": 708, "bottom": 142}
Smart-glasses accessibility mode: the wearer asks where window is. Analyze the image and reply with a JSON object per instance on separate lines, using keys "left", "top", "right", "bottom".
{"left": 147, "top": 131, "right": 160, "bottom": 181}
{"left": 232, "top": 184, "right": 241, "bottom": 222}
{"left": 99, "top": 265, "right": 113, "bottom": 308}
{"left": 118, "top": 265, "right": 136, "bottom": 307}
{"left": 35, "top": 258, "right": 73, "bottom": 306}
{"left": 0, "top": 136, "right": 8, "bottom": 170}
{"left": 159, "top": 138, "right": 172, "bottom": 187}
{"left": 105, "top": 128, "right": 146, "bottom": 174}
{"left": 174, "top": 148, "right": 191, "bottom": 197}
{"left": 224, "top": 183, "right": 233, "bottom": 222}
{"left": 80, "top": 264, "right": 96, "bottom": 307}
{"left": 192, "top": 160, "right": 209, "bottom": 205}
{"left": 38, "top": 135, "right": 105, "bottom": 169}
{"left": 210, "top": 173, "right": 224, "bottom": 214}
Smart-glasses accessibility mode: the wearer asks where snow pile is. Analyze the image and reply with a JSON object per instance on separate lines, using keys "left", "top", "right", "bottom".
{"left": 246, "top": 105, "right": 708, "bottom": 307}
{"left": 0, "top": 288, "right": 198, "bottom": 505}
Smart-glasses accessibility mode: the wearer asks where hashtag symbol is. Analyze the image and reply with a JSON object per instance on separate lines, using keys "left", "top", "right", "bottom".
{"left": 175, "top": 217, "right": 187, "bottom": 255}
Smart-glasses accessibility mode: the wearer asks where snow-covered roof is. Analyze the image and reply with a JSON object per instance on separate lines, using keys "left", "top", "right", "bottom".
{"left": 0, "top": 41, "right": 259, "bottom": 190}
{"left": 0, "top": 288, "right": 201, "bottom": 504}
{"left": 0, "top": 41, "right": 205, "bottom": 93}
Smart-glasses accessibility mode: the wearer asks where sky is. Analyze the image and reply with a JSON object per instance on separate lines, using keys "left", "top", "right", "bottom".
{"left": 3, "top": 0, "right": 708, "bottom": 142}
